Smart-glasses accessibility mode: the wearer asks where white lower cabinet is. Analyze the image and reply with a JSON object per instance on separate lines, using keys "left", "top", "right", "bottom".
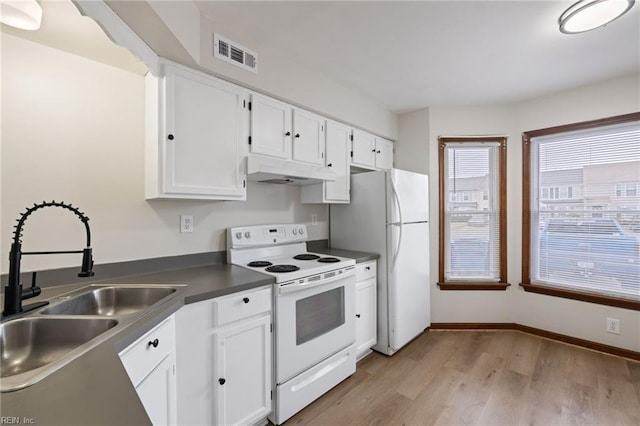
{"left": 119, "top": 316, "right": 177, "bottom": 426}
{"left": 355, "top": 261, "right": 377, "bottom": 360}
{"left": 214, "top": 315, "right": 271, "bottom": 425}
{"left": 176, "top": 286, "right": 272, "bottom": 426}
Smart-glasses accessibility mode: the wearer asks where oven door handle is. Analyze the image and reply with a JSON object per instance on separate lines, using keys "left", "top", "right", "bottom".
{"left": 279, "top": 269, "right": 355, "bottom": 294}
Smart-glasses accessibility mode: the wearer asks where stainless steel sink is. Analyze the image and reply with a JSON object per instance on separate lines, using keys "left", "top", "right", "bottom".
{"left": 41, "top": 286, "right": 177, "bottom": 316}
{"left": 0, "top": 317, "right": 118, "bottom": 378}
{"left": 1, "top": 284, "right": 184, "bottom": 392}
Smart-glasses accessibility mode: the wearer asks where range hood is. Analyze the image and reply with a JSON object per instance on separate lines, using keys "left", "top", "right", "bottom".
{"left": 246, "top": 154, "right": 337, "bottom": 185}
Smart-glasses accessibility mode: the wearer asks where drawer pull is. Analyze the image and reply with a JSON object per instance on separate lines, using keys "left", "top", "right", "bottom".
{"left": 148, "top": 338, "right": 159, "bottom": 348}
{"left": 219, "top": 378, "right": 226, "bottom": 385}
{"left": 243, "top": 297, "right": 250, "bottom": 304}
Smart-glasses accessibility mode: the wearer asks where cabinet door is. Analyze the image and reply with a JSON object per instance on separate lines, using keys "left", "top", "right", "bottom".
{"left": 136, "top": 354, "right": 177, "bottom": 426}
{"left": 292, "top": 109, "right": 325, "bottom": 165}
{"left": 163, "top": 63, "right": 247, "bottom": 199}
{"left": 351, "top": 129, "right": 376, "bottom": 169}
{"left": 250, "top": 93, "right": 292, "bottom": 159}
{"left": 175, "top": 301, "right": 214, "bottom": 426}
{"left": 324, "top": 120, "right": 351, "bottom": 202}
{"left": 375, "top": 137, "right": 394, "bottom": 170}
{"left": 355, "top": 278, "right": 377, "bottom": 359}
{"left": 214, "top": 315, "right": 272, "bottom": 426}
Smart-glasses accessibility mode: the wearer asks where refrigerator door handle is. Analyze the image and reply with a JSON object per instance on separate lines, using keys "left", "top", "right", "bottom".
{"left": 390, "top": 176, "right": 403, "bottom": 226}
{"left": 390, "top": 178, "right": 403, "bottom": 268}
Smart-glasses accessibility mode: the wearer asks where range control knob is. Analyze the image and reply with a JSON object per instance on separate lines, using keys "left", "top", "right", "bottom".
{"left": 298, "top": 228, "right": 304, "bottom": 235}
{"left": 235, "top": 232, "right": 242, "bottom": 239}
{"left": 292, "top": 228, "right": 298, "bottom": 235}
{"left": 244, "top": 231, "right": 251, "bottom": 239}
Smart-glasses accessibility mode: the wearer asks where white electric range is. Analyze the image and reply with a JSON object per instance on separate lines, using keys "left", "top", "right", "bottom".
{"left": 227, "top": 224, "right": 356, "bottom": 424}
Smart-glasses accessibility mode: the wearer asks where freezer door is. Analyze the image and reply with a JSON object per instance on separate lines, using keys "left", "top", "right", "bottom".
{"left": 387, "top": 221, "right": 430, "bottom": 351}
{"left": 388, "top": 169, "right": 429, "bottom": 224}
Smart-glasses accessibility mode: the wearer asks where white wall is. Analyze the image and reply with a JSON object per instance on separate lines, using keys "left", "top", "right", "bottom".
{"left": 414, "top": 74, "right": 640, "bottom": 352}
{"left": 113, "top": 1, "right": 398, "bottom": 140}
{"left": 0, "top": 34, "right": 328, "bottom": 273}
{"left": 511, "top": 74, "right": 640, "bottom": 352}
{"left": 395, "top": 108, "right": 430, "bottom": 174}
{"left": 195, "top": 16, "right": 398, "bottom": 141}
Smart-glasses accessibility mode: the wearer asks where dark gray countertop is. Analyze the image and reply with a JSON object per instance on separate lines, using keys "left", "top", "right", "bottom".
{"left": 1, "top": 252, "right": 375, "bottom": 425}
{"left": 2, "top": 264, "right": 274, "bottom": 425}
{"left": 316, "top": 248, "right": 379, "bottom": 263}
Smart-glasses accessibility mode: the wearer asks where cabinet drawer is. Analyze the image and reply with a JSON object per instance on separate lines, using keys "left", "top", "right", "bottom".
{"left": 120, "top": 316, "right": 175, "bottom": 387}
{"left": 213, "top": 287, "right": 271, "bottom": 327}
{"left": 355, "top": 261, "right": 376, "bottom": 282}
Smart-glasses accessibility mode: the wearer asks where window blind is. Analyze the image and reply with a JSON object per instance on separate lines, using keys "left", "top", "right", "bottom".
{"left": 529, "top": 120, "right": 640, "bottom": 300}
{"left": 443, "top": 143, "right": 501, "bottom": 281}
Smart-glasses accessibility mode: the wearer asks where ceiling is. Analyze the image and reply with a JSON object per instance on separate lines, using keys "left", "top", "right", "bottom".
{"left": 195, "top": 0, "right": 640, "bottom": 112}
{"left": 0, "top": 0, "right": 147, "bottom": 75}
{"left": 2, "top": 1, "right": 638, "bottom": 114}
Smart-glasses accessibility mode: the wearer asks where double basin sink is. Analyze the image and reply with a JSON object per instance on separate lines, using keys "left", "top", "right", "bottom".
{"left": 1, "top": 285, "right": 181, "bottom": 392}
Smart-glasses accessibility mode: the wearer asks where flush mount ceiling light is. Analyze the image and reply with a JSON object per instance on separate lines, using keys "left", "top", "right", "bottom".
{"left": 559, "top": 0, "right": 636, "bottom": 34}
{"left": 0, "top": 0, "right": 43, "bottom": 31}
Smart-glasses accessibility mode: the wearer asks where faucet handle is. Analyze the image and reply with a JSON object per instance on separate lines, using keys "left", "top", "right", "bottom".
{"left": 78, "top": 248, "right": 95, "bottom": 277}
{"left": 19, "top": 272, "right": 42, "bottom": 300}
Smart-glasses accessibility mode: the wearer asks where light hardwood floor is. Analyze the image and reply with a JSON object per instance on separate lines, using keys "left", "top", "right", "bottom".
{"left": 285, "top": 330, "right": 640, "bottom": 425}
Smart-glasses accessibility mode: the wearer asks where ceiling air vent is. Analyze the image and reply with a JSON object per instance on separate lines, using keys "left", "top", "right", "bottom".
{"left": 213, "top": 33, "right": 257, "bottom": 74}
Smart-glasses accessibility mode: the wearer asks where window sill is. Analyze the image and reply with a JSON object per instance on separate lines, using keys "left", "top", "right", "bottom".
{"left": 520, "top": 283, "right": 640, "bottom": 311}
{"left": 438, "top": 282, "right": 511, "bottom": 291}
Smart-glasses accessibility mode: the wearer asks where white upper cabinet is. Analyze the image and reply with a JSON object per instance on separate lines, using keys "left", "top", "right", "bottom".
{"left": 351, "top": 129, "right": 393, "bottom": 170}
{"left": 292, "top": 109, "right": 325, "bottom": 165}
{"left": 249, "top": 94, "right": 292, "bottom": 159}
{"left": 249, "top": 93, "right": 324, "bottom": 165}
{"left": 301, "top": 120, "right": 350, "bottom": 204}
{"left": 146, "top": 60, "right": 248, "bottom": 200}
{"left": 374, "top": 137, "right": 394, "bottom": 170}
{"left": 351, "top": 129, "right": 377, "bottom": 169}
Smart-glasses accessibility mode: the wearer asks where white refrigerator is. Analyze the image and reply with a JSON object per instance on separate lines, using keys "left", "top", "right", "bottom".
{"left": 330, "top": 169, "right": 430, "bottom": 356}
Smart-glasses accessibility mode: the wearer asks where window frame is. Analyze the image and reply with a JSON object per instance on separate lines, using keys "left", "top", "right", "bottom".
{"left": 438, "top": 136, "right": 509, "bottom": 290}
{"left": 521, "top": 112, "right": 640, "bottom": 311}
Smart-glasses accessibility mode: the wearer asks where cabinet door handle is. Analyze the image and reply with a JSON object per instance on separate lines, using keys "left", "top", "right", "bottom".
{"left": 371, "top": 148, "right": 376, "bottom": 152}
{"left": 219, "top": 378, "right": 226, "bottom": 385}
{"left": 243, "top": 297, "right": 250, "bottom": 304}
{"left": 356, "top": 314, "right": 361, "bottom": 318}
{"left": 327, "top": 163, "right": 333, "bottom": 167}
{"left": 365, "top": 266, "right": 371, "bottom": 270}
{"left": 376, "top": 150, "right": 381, "bottom": 154}
{"left": 167, "top": 134, "right": 174, "bottom": 141}
{"left": 148, "top": 338, "right": 159, "bottom": 348}
{"left": 295, "top": 133, "right": 300, "bottom": 138}
{"left": 285, "top": 131, "right": 291, "bottom": 136}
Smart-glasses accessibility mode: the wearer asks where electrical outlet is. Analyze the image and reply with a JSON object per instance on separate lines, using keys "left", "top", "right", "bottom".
{"left": 180, "top": 215, "right": 194, "bottom": 233}
{"left": 311, "top": 214, "right": 318, "bottom": 226}
{"left": 606, "top": 317, "right": 620, "bottom": 335}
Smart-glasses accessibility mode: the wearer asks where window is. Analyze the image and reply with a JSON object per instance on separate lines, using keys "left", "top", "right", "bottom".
{"left": 438, "top": 137, "right": 508, "bottom": 290}
{"left": 616, "top": 182, "right": 639, "bottom": 197}
{"left": 522, "top": 112, "right": 640, "bottom": 310}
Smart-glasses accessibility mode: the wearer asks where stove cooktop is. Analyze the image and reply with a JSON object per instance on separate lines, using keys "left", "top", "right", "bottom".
{"left": 241, "top": 251, "right": 355, "bottom": 282}
{"left": 227, "top": 224, "right": 355, "bottom": 282}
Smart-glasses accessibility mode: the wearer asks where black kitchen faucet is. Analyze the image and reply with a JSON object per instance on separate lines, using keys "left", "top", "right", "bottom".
{"left": 2, "top": 200, "right": 95, "bottom": 319}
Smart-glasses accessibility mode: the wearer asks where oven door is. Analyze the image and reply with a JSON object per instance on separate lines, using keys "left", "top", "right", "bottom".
{"left": 275, "top": 269, "right": 355, "bottom": 383}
